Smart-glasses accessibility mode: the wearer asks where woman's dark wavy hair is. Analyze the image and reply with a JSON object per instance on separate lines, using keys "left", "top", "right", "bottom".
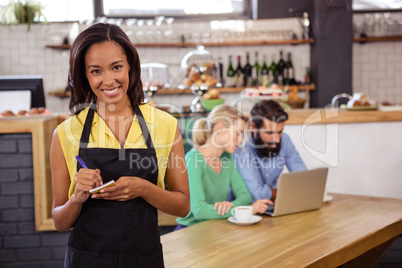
{"left": 68, "top": 23, "right": 144, "bottom": 114}
{"left": 250, "top": 100, "right": 288, "bottom": 128}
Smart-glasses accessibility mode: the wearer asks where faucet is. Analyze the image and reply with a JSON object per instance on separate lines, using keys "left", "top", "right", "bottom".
{"left": 331, "top": 93, "right": 353, "bottom": 108}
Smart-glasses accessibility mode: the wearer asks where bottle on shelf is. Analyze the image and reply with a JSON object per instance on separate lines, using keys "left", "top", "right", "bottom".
{"left": 285, "top": 52, "right": 295, "bottom": 85}
{"left": 226, "top": 55, "right": 236, "bottom": 87}
{"left": 261, "top": 54, "right": 269, "bottom": 87}
{"left": 304, "top": 66, "right": 311, "bottom": 85}
{"left": 252, "top": 51, "right": 260, "bottom": 86}
{"left": 243, "top": 51, "right": 253, "bottom": 87}
{"left": 301, "top": 12, "right": 310, "bottom": 40}
{"left": 277, "top": 50, "right": 286, "bottom": 86}
{"left": 243, "top": 52, "right": 252, "bottom": 87}
{"left": 269, "top": 55, "right": 278, "bottom": 84}
{"left": 235, "top": 55, "right": 244, "bottom": 87}
{"left": 216, "top": 56, "right": 224, "bottom": 87}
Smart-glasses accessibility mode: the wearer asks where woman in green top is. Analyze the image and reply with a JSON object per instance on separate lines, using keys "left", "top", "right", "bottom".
{"left": 176, "top": 105, "right": 272, "bottom": 229}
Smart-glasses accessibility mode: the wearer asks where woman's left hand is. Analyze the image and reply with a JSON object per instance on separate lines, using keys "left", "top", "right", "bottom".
{"left": 213, "top": 201, "right": 234, "bottom": 216}
{"left": 91, "top": 176, "right": 144, "bottom": 201}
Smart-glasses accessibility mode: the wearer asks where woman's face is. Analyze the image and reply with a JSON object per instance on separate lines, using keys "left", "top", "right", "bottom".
{"left": 214, "top": 119, "right": 245, "bottom": 154}
{"left": 85, "top": 41, "right": 131, "bottom": 106}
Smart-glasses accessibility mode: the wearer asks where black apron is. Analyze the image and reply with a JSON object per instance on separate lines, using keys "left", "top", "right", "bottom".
{"left": 65, "top": 106, "right": 164, "bottom": 268}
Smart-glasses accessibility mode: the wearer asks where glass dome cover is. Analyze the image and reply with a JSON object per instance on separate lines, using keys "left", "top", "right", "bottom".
{"left": 179, "top": 45, "right": 218, "bottom": 89}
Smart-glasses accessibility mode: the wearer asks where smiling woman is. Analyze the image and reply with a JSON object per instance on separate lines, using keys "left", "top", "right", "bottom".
{"left": 50, "top": 23, "right": 190, "bottom": 267}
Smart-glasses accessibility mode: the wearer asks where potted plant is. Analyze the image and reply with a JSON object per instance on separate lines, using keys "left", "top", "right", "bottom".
{"left": 6, "top": 0, "right": 45, "bottom": 31}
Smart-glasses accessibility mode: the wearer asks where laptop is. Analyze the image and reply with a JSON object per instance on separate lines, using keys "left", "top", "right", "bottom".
{"left": 264, "top": 167, "right": 328, "bottom": 217}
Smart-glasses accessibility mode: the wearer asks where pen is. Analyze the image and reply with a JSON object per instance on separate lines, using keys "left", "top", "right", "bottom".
{"left": 75, "top": 155, "right": 88, "bottom": 169}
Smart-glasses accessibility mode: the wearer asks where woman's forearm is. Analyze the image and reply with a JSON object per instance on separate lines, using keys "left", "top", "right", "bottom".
{"left": 52, "top": 195, "right": 83, "bottom": 233}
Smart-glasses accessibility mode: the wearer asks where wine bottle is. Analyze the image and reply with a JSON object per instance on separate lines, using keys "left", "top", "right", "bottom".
{"left": 304, "top": 66, "right": 311, "bottom": 85}
{"left": 252, "top": 51, "right": 260, "bottom": 86}
{"left": 277, "top": 50, "right": 286, "bottom": 86}
{"left": 226, "top": 55, "right": 236, "bottom": 87}
{"left": 235, "top": 55, "right": 244, "bottom": 88}
{"left": 269, "top": 55, "right": 278, "bottom": 84}
{"left": 216, "top": 56, "right": 224, "bottom": 87}
{"left": 261, "top": 54, "right": 269, "bottom": 87}
{"left": 285, "top": 52, "right": 295, "bottom": 85}
{"left": 243, "top": 52, "right": 252, "bottom": 87}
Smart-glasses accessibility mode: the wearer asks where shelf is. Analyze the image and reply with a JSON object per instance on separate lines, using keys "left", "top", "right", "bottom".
{"left": 45, "top": 44, "right": 71, "bottom": 50}
{"left": 353, "top": 36, "right": 402, "bottom": 43}
{"left": 156, "top": 85, "right": 315, "bottom": 95}
{"left": 45, "top": 36, "right": 402, "bottom": 50}
{"left": 45, "top": 39, "right": 315, "bottom": 50}
{"left": 134, "top": 39, "right": 315, "bottom": 48}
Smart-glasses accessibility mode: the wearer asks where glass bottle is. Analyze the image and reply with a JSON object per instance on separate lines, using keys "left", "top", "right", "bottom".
{"left": 277, "top": 50, "right": 286, "bottom": 86}
{"left": 235, "top": 55, "right": 243, "bottom": 87}
{"left": 261, "top": 54, "right": 269, "bottom": 87}
{"left": 226, "top": 55, "right": 236, "bottom": 87}
{"left": 252, "top": 51, "right": 260, "bottom": 86}
{"left": 269, "top": 55, "right": 278, "bottom": 84}
{"left": 285, "top": 52, "right": 295, "bottom": 85}
{"left": 243, "top": 52, "right": 252, "bottom": 87}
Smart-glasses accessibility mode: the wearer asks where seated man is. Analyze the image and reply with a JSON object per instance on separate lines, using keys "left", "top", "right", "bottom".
{"left": 234, "top": 100, "right": 306, "bottom": 202}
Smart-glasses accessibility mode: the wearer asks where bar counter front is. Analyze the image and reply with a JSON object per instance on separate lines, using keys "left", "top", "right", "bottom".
{"left": 161, "top": 194, "right": 402, "bottom": 268}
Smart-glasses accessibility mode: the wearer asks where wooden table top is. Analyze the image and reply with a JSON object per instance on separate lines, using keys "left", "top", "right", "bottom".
{"left": 161, "top": 194, "right": 402, "bottom": 268}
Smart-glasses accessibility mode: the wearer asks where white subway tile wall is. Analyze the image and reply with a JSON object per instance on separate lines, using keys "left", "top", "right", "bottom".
{"left": 0, "top": 16, "right": 401, "bottom": 113}
{"left": 353, "top": 13, "right": 402, "bottom": 105}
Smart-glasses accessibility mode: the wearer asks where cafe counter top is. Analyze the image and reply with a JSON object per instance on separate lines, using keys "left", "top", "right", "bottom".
{"left": 1, "top": 107, "right": 401, "bottom": 131}
{"left": 164, "top": 107, "right": 402, "bottom": 124}
{"left": 285, "top": 107, "right": 402, "bottom": 125}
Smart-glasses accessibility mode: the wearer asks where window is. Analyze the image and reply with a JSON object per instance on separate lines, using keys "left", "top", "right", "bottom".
{"left": 353, "top": 0, "right": 402, "bottom": 12}
{"left": 38, "top": 0, "right": 94, "bottom": 22}
{"left": 99, "top": 0, "right": 250, "bottom": 19}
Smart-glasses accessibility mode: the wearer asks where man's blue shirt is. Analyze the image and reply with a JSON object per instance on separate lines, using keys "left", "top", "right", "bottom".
{"left": 234, "top": 133, "right": 306, "bottom": 201}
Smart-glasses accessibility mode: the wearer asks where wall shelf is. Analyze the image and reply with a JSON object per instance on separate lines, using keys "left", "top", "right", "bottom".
{"left": 134, "top": 39, "right": 315, "bottom": 47}
{"left": 353, "top": 35, "right": 402, "bottom": 43}
{"left": 45, "top": 44, "right": 71, "bottom": 50}
{"left": 156, "top": 85, "right": 315, "bottom": 95}
{"left": 45, "top": 39, "right": 315, "bottom": 50}
{"left": 47, "top": 36, "right": 402, "bottom": 49}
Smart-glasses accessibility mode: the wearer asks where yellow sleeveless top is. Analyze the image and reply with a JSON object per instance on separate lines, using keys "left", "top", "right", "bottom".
{"left": 57, "top": 104, "right": 177, "bottom": 198}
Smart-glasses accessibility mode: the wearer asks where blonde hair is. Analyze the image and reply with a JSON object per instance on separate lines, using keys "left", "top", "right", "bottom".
{"left": 192, "top": 104, "right": 248, "bottom": 147}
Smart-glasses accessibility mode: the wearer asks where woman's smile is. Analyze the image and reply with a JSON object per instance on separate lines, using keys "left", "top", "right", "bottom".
{"left": 101, "top": 86, "right": 121, "bottom": 97}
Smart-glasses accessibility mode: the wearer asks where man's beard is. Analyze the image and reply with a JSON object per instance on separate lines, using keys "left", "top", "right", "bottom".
{"left": 252, "top": 132, "right": 281, "bottom": 158}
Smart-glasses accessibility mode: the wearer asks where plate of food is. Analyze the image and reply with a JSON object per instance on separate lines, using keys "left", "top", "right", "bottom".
{"left": 342, "top": 105, "right": 378, "bottom": 111}
{"left": 240, "top": 85, "right": 287, "bottom": 101}
{"left": 341, "top": 93, "right": 378, "bottom": 111}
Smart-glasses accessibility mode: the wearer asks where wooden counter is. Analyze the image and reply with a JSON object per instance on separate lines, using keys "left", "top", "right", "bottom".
{"left": 54, "top": 108, "right": 402, "bottom": 125}
{"left": 285, "top": 108, "right": 402, "bottom": 125}
{"left": 161, "top": 194, "right": 402, "bottom": 268}
{"left": 0, "top": 115, "right": 59, "bottom": 231}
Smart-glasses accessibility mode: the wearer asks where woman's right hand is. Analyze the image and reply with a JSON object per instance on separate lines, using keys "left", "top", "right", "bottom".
{"left": 72, "top": 168, "right": 103, "bottom": 203}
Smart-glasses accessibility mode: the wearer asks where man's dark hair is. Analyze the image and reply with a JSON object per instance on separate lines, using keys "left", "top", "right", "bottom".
{"left": 250, "top": 100, "right": 288, "bottom": 128}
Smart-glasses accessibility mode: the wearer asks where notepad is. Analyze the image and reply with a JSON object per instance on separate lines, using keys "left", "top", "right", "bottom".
{"left": 89, "top": 180, "right": 116, "bottom": 194}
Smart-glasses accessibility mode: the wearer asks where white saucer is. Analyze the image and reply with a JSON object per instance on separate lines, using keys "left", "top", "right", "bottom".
{"left": 323, "top": 194, "right": 333, "bottom": 202}
{"left": 228, "top": 215, "right": 262, "bottom": 226}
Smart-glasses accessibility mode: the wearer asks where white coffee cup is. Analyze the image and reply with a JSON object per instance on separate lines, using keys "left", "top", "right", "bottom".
{"left": 231, "top": 206, "right": 253, "bottom": 222}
